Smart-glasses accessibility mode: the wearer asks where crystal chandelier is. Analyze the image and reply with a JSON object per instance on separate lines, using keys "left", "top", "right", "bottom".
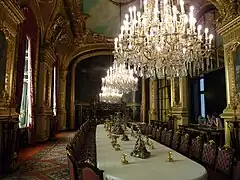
{"left": 102, "top": 61, "right": 138, "bottom": 93}
{"left": 113, "top": 0, "right": 213, "bottom": 79}
{"left": 99, "top": 86, "right": 123, "bottom": 103}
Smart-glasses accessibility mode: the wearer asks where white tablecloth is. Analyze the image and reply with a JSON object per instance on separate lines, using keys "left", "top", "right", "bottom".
{"left": 96, "top": 125, "right": 207, "bottom": 180}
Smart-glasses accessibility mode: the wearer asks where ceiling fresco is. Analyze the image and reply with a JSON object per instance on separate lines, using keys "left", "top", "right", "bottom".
{"left": 83, "top": 0, "right": 140, "bottom": 37}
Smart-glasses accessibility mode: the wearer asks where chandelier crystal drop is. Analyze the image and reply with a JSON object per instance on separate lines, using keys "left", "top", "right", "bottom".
{"left": 113, "top": 0, "right": 214, "bottom": 79}
{"left": 102, "top": 61, "right": 138, "bottom": 93}
{"left": 99, "top": 86, "right": 123, "bottom": 103}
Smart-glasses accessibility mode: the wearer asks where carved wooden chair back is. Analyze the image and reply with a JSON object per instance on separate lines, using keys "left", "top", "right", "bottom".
{"left": 179, "top": 133, "right": 190, "bottom": 155}
{"left": 78, "top": 160, "right": 104, "bottom": 180}
{"left": 155, "top": 128, "right": 162, "bottom": 142}
{"left": 140, "top": 124, "right": 147, "bottom": 135}
{"left": 160, "top": 128, "right": 167, "bottom": 144}
{"left": 215, "top": 146, "right": 235, "bottom": 176}
{"left": 147, "top": 125, "right": 153, "bottom": 136}
{"left": 152, "top": 126, "right": 157, "bottom": 140}
{"left": 171, "top": 131, "right": 181, "bottom": 150}
{"left": 189, "top": 136, "right": 203, "bottom": 161}
{"left": 67, "top": 150, "right": 79, "bottom": 180}
{"left": 164, "top": 130, "right": 173, "bottom": 147}
{"left": 201, "top": 140, "right": 217, "bottom": 168}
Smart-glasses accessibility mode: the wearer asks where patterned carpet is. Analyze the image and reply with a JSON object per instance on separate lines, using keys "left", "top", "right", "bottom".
{"left": 2, "top": 132, "right": 74, "bottom": 180}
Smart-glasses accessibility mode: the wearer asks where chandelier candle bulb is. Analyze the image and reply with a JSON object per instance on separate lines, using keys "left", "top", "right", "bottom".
{"left": 209, "top": 34, "right": 213, "bottom": 45}
{"left": 180, "top": 0, "right": 184, "bottom": 14}
{"left": 143, "top": 0, "right": 148, "bottom": 12}
{"left": 129, "top": 7, "right": 133, "bottom": 21}
{"left": 205, "top": 28, "right": 209, "bottom": 41}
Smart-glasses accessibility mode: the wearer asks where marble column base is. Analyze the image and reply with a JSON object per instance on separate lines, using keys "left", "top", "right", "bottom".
{"left": 221, "top": 106, "right": 238, "bottom": 146}
{"left": 35, "top": 114, "right": 51, "bottom": 142}
{"left": 172, "top": 107, "right": 188, "bottom": 130}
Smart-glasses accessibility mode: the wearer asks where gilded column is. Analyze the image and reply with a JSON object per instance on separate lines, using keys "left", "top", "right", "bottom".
{"left": 179, "top": 76, "right": 188, "bottom": 124}
{"left": 217, "top": 17, "right": 240, "bottom": 146}
{"left": 58, "top": 70, "right": 67, "bottom": 130}
{"left": 141, "top": 78, "right": 146, "bottom": 123}
{"left": 149, "top": 79, "right": 158, "bottom": 123}
{"left": 171, "top": 77, "right": 188, "bottom": 130}
{"left": 35, "top": 61, "right": 50, "bottom": 142}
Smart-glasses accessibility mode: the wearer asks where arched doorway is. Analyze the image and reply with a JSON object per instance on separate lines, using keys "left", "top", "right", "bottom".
{"left": 66, "top": 50, "right": 113, "bottom": 129}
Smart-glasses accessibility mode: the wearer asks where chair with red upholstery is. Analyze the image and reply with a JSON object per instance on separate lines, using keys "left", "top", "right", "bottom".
{"left": 78, "top": 160, "right": 104, "bottom": 180}
{"left": 189, "top": 136, "right": 203, "bottom": 161}
{"left": 67, "top": 150, "right": 79, "bottom": 180}
{"left": 214, "top": 146, "right": 235, "bottom": 179}
{"left": 140, "top": 124, "right": 147, "bottom": 135}
{"left": 164, "top": 130, "right": 173, "bottom": 147}
{"left": 151, "top": 126, "right": 157, "bottom": 140}
{"left": 171, "top": 131, "right": 181, "bottom": 151}
{"left": 155, "top": 128, "right": 161, "bottom": 142}
{"left": 160, "top": 128, "right": 167, "bottom": 144}
{"left": 146, "top": 125, "right": 153, "bottom": 136}
{"left": 179, "top": 133, "right": 190, "bottom": 156}
{"left": 201, "top": 140, "right": 217, "bottom": 168}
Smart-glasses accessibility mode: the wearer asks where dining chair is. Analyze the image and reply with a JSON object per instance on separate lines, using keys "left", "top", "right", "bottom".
{"left": 189, "top": 136, "right": 203, "bottom": 161}
{"left": 67, "top": 150, "right": 79, "bottom": 180}
{"left": 171, "top": 131, "right": 181, "bottom": 151}
{"left": 79, "top": 160, "right": 104, "bottom": 180}
{"left": 160, "top": 128, "right": 167, "bottom": 144}
{"left": 164, "top": 130, "right": 173, "bottom": 147}
{"left": 151, "top": 126, "right": 157, "bottom": 140}
{"left": 214, "top": 146, "right": 235, "bottom": 179}
{"left": 201, "top": 140, "right": 217, "bottom": 169}
{"left": 179, "top": 133, "right": 190, "bottom": 156}
{"left": 155, "top": 128, "right": 161, "bottom": 142}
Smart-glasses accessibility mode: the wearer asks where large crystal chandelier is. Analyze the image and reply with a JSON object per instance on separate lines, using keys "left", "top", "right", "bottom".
{"left": 99, "top": 86, "right": 123, "bottom": 103}
{"left": 113, "top": 0, "right": 213, "bottom": 79}
{"left": 102, "top": 61, "right": 138, "bottom": 93}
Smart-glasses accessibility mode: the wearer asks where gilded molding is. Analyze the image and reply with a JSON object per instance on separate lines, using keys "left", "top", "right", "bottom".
{"left": 0, "top": 0, "right": 25, "bottom": 24}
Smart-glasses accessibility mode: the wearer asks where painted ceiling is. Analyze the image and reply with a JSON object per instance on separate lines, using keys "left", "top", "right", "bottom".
{"left": 83, "top": 0, "right": 140, "bottom": 37}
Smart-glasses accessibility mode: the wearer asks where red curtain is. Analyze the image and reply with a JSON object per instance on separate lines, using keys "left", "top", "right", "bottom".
{"left": 16, "top": 7, "right": 38, "bottom": 145}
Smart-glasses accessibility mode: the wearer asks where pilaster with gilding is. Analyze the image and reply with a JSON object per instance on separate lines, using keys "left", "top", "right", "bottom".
{"left": 149, "top": 79, "right": 158, "bottom": 122}
{"left": 58, "top": 70, "right": 67, "bottom": 130}
{"left": 141, "top": 78, "right": 146, "bottom": 123}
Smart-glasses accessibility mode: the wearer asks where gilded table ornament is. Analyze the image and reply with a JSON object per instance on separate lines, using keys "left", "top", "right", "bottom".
{"left": 115, "top": 143, "right": 121, "bottom": 151}
{"left": 130, "top": 131, "right": 150, "bottom": 159}
{"left": 121, "top": 133, "right": 129, "bottom": 141}
{"left": 150, "top": 141, "right": 155, "bottom": 149}
{"left": 121, "top": 154, "right": 129, "bottom": 165}
{"left": 166, "top": 151, "right": 174, "bottom": 162}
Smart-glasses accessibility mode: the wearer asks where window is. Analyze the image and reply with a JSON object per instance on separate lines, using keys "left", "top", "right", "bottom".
{"left": 19, "top": 38, "right": 32, "bottom": 128}
{"left": 158, "top": 78, "right": 171, "bottom": 121}
{"left": 53, "top": 66, "right": 57, "bottom": 116}
{"left": 200, "top": 78, "right": 205, "bottom": 117}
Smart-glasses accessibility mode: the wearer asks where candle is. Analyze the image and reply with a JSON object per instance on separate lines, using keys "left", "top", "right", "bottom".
{"left": 180, "top": 0, "right": 185, "bottom": 14}
{"left": 209, "top": 34, "right": 213, "bottom": 44}
{"left": 114, "top": 38, "right": 118, "bottom": 49}
{"left": 129, "top": 7, "right": 133, "bottom": 21}
{"left": 137, "top": 11, "right": 141, "bottom": 26}
{"left": 155, "top": 0, "right": 158, "bottom": 11}
{"left": 143, "top": 0, "right": 147, "bottom": 12}
{"left": 133, "top": 6, "right": 136, "bottom": 21}
{"left": 197, "top": 25, "right": 202, "bottom": 37}
{"left": 205, "top": 28, "right": 209, "bottom": 40}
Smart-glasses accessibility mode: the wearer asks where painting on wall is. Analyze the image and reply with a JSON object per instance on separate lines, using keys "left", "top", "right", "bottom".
{"left": 235, "top": 46, "right": 240, "bottom": 95}
{"left": 0, "top": 31, "right": 7, "bottom": 93}
{"left": 83, "top": 0, "right": 140, "bottom": 37}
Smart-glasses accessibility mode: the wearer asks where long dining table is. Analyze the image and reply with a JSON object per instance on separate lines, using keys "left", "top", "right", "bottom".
{"left": 96, "top": 125, "right": 207, "bottom": 180}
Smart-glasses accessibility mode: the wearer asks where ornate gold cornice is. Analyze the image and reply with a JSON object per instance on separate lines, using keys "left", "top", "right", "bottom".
{"left": 217, "top": 16, "right": 240, "bottom": 37}
{"left": 0, "top": 0, "right": 25, "bottom": 24}
{"left": 40, "top": 46, "right": 56, "bottom": 67}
